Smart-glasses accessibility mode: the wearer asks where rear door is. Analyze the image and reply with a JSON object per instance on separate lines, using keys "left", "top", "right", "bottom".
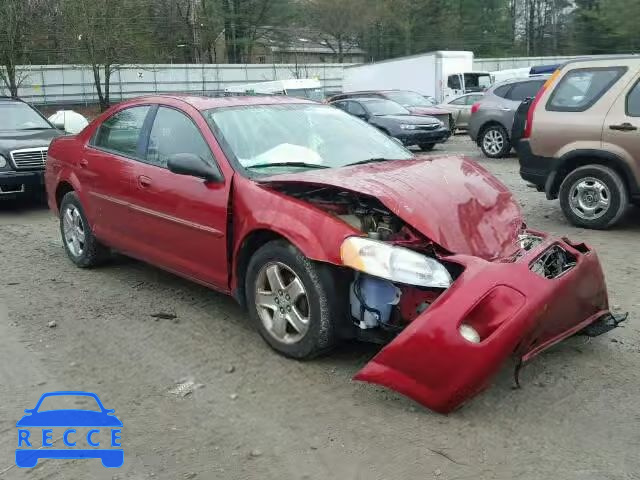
{"left": 81, "top": 105, "right": 152, "bottom": 250}
{"left": 602, "top": 72, "right": 640, "bottom": 180}
{"left": 126, "top": 105, "right": 230, "bottom": 289}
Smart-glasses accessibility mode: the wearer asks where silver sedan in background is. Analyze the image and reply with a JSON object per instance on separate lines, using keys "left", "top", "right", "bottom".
{"left": 437, "top": 93, "right": 485, "bottom": 130}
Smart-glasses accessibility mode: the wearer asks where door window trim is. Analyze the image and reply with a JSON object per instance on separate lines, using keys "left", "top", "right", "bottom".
{"left": 138, "top": 105, "right": 224, "bottom": 180}
{"left": 88, "top": 104, "right": 155, "bottom": 161}
{"left": 546, "top": 66, "right": 628, "bottom": 112}
{"left": 625, "top": 77, "right": 640, "bottom": 117}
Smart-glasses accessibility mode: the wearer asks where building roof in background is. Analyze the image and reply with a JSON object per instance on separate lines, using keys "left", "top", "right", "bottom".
{"left": 253, "top": 26, "right": 364, "bottom": 55}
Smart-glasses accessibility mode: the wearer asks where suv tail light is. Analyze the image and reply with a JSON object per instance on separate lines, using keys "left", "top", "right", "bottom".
{"left": 471, "top": 102, "right": 481, "bottom": 115}
{"left": 523, "top": 69, "right": 562, "bottom": 139}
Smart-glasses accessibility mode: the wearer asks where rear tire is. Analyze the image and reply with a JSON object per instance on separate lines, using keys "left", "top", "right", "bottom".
{"left": 245, "top": 240, "right": 342, "bottom": 359}
{"left": 480, "top": 124, "right": 511, "bottom": 158}
{"left": 59, "top": 191, "right": 110, "bottom": 267}
{"left": 559, "top": 164, "right": 628, "bottom": 229}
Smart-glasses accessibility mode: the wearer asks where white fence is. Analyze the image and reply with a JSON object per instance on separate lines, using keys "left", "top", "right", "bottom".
{"left": 1, "top": 55, "right": 615, "bottom": 105}
{"left": 0, "top": 63, "right": 350, "bottom": 105}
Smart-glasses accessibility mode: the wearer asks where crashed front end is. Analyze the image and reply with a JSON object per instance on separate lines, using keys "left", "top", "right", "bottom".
{"left": 353, "top": 231, "right": 619, "bottom": 413}
{"left": 258, "top": 158, "right": 622, "bottom": 413}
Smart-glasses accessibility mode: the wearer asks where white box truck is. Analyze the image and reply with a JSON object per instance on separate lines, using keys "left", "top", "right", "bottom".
{"left": 343, "top": 51, "right": 492, "bottom": 102}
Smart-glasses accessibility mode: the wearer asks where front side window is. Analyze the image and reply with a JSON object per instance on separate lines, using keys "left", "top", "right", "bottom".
{"left": 626, "top": 80, "right": 640, "bottom": 116}
{"left": 493, "top": 85, "right": 511, "bottom": 99}
{"left": 93, "top": 106, "right": 150, "bottom": 157}
{"left": 0, "top": 102, "right": 52, "bottom": 130}
{"left": 147, "top": 107, "right": 214, "bottom": 168}
{"left": 547, "top": 67, "right": 627, "bottom": 112}
{"left": 448, "top": 75, "right": 462, "bottom": 90}
{"left": 464, "top": 73, "right": 492, "bottom": 90}
{"left": 204, "top": 104, "right": 412, "bottom": 173}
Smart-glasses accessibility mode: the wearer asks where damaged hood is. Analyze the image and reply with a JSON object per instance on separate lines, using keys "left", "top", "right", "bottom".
{"left": 261, "top": 156, "right": 523, "bottom": 260}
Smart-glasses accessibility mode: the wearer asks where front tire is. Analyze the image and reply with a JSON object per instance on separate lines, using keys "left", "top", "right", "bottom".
{"left": 59, "top": 191, "right": 110, "bottom": 267}
{"left": 419, "top": 143, "right": 436, "bottom": 151}
{"left": 559, "top": 164, "right": 628, "bottom": 229}
{"left": 245, "top": 240, "right": 341, "bottom": 359}
{"left": 480, "top": 124, "right": 511, "bottom": 158}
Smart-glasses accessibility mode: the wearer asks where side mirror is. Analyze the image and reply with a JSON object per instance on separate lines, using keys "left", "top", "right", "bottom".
{"left": 51, "top": 119, "right": 66, "bottom": 131}
{"left": 167, "top": 153, "right": 222, "bottom": 182}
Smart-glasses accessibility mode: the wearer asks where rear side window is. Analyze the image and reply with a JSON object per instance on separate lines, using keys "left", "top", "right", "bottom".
{"left": 547, "top": 67, "right": 627, "bottom": 112}
{"left": 493, "top": 85, "right": 511, "bottom": 98}
{"left": 626, "top": 81, "right": 640, "bottom": 116}
{"left": 507, "top": 81, "right": 545, "bottom": 101}
{"left": 93, "top": 106, "right": 150, "bottom": 158}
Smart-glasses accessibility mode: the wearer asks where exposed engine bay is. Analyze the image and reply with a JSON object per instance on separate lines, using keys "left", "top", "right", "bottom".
{"left": 272, "top": 184, "right": 447, "bottom": 335}
{"left": 282, "top": 185, "right": 406, "bottom": 241}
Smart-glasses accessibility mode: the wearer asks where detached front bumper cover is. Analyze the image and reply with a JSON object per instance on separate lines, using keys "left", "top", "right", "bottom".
{"left": 354, "top": 234, "right": 619, "bottom": 413}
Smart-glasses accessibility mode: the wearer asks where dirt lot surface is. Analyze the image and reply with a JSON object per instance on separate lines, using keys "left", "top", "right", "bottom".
{"left": 1, "top": 135, "right": 639, "bottom": 480}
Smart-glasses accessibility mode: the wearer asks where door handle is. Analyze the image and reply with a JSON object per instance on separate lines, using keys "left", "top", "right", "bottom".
{"left": 137, "top": 175, "right": 152, "bottom": 187}
{"left": 609, "top": 122, "right": 638, "bottom": 131}
{"left": 79, "top": 159, "right": 89, "bottom": 168}
{"left": 500, "top": 107, "right": 512, "bottom": 112}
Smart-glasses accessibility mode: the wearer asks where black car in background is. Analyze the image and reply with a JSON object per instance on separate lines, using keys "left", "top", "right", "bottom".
{"left": 330, "top": 97, "right": 449, "bottom": 151}
{"left": 0, "top": 97, "right": 63, "bottom": 199}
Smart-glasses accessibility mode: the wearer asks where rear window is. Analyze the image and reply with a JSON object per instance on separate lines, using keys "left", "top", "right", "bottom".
{"left": 507, "top": 81, "right": 545, "bottom": 101}
{"left": 493, "top": 85, "right": 511, "bottom": 98}
{"left": 547, "top": 67, "right": 627, "bottom": 112}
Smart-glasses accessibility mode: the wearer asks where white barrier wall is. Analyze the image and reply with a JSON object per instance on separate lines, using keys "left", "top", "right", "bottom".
{"left": 0, "top": 63, "right": 351, "bottom": 105}
{"left": 1, "top": 55, "right": 616, "bottom": 105}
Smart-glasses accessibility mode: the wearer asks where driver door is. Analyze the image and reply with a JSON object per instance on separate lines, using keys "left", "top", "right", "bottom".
{"left": 126, "top": 105, "right": 231, "bottom": 289}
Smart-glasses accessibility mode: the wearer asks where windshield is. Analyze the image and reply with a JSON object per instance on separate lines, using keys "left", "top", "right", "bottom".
{"left": 363, "top": 99, "right": 410, "bottom": 116}
{"left": 286, "top": 88, "right": 324, "bottom": 102}
{"left": 464, "top": 73, "right": 493, "bottom": 91}
{"left": 0, "top": 102, "right": 52, "bottom": 130}
{"left": 204, "top": 104, "right": 412, "bottom": 173}
{"left": 37, "top": 395, "right": 101, "bottom": 412}
{"left": 384, "top": 91, "right": 437, "bottom": 107}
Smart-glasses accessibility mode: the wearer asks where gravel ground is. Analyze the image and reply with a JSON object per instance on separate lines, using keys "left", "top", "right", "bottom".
{"left": 1, "top": 135, "right": 639, "bottom": 480}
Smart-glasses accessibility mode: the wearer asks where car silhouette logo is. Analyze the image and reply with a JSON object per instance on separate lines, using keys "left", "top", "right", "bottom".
{"left": 16, "top": 391, "right": 123, "bottom": 468}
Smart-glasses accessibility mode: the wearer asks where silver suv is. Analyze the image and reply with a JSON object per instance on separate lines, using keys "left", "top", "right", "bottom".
{"left": 469, "top": 76, "right": 548, "bottom": 158}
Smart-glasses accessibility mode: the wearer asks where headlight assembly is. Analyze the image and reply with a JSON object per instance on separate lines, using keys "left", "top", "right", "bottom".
{"left": 340, "top": 237, "right": 452, "bottom": 288}
{"left": 400, "top": 124, "right": 417, "bottom": 130}
{"left": 0, "top": 155, "right": 7, "bottom": 169}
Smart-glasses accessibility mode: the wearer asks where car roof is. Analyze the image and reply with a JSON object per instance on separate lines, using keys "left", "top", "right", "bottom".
{"left": 0, "top": 96, "right": 25, "bottom": 104}
{"left": 125, "top": 94, "right": 315, "bottom": 111}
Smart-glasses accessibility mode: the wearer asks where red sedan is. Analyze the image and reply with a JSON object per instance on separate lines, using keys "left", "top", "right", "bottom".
{"left": 45, "top": 95, "right": 624, "bottom": 413}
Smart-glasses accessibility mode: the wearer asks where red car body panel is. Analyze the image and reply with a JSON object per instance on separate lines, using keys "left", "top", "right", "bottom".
{"left": 45, "top": 95, "right": 614, "bottom": 414}
{"left": 354, "top": 235, "right": 609, "bottom": 413}
{"left": 262, "top": 156, "right": 523, "bottom": 260}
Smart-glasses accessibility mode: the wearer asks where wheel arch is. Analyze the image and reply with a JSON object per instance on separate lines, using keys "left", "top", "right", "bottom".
{"left": 55, "top": 181, "right": 75, "bottom": 210}
{"left": 547, "top": 150, "right": 639, "bottom": 199}
{"left": 232, "top": 229, "right": 290, "bottom": 307}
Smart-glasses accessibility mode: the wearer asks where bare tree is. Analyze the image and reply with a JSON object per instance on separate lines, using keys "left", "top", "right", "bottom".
{"left": 0, "top": 0, "right": 46, "bottom": 97}
{"left": 303, "top": 0, "right": 368, "bottom": 62}
{"left": 63, "top": 0, "right": 151, "bottom": 111}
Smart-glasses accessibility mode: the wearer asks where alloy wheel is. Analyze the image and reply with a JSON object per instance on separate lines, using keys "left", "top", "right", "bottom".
{"left": 62, "top": 205, "right": 86, "bottom": 257}
{"left": 483, "top": 129, "right": 505, "bottom": 156}
{"left": 254, "top": 262, "right": 310, "bottom": 344}
{"left": 568, "top": 177, "right": 611, "bottom": 220}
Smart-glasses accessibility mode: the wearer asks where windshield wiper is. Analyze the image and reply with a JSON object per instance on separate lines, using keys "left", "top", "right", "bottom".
{"left": 345, "top": 158, "right": 392, "bottom": 167}
{"left": 19, "top": 127, "right": 53, "bottom": 130}
{"left": 247, "top": 162, "right": 329, "bottom": 170}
